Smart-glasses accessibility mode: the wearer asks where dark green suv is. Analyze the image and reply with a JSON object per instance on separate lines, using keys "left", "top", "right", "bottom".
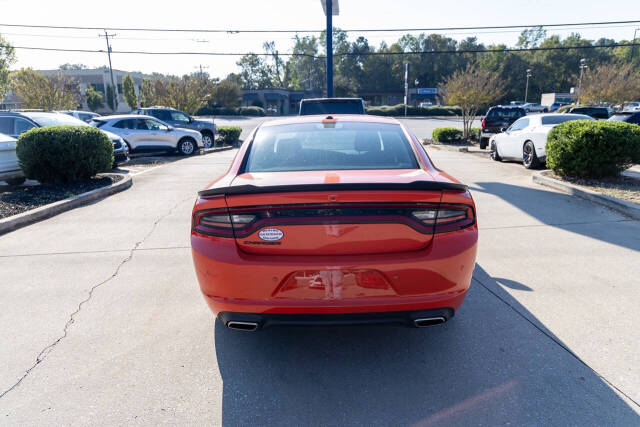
{"left": 132, "top": 106, "right": 216, "bottom": 148}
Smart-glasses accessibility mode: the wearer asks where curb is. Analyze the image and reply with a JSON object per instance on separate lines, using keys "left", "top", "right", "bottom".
{"left": 426, "top": 144, "right": 489, "bottom": 154}
{"left": 532, "top": 171, "right": 640, "bottom": 220}
{"left": 0, "top": 174, "right": 133, "bottom": 236}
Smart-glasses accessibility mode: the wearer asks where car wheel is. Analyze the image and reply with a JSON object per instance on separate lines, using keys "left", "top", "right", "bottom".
{"left": 6, "top": 177, "right": 26, "bottom": 186}
{"left": 523, "top": 141, "right": 541, "bottom": 169}
{"left": 201, "top": 131, "right": 214, "bottom": 149}
{"left": 480, "top": 138, "right": 488, "bottom": 149}
{"left": 178, "top": 137, "right": 196, "bottom": 155}
{"left": 490, "top": 141, "right": 502, "bottom": 161}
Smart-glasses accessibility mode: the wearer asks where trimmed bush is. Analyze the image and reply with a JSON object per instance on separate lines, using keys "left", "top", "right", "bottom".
{"left": 366, "top": 104, "right": 462, "bottom": 117}
{"left": 217, "top": 126, "right": 242, "bottom": 145}
{"left": 16, "top": 126, "right": 113, "bottom": 184}
{"left": 194, "top": 106, "right": 266, "bottom": 116}
{"left": 432, "top": 127, "right": 463, "bottom": 143}
{"left": 546, "top": 120, "right": 640, "bottom": 178}
{"left": 469, "top": 127, "right": 481, "bottom": 141}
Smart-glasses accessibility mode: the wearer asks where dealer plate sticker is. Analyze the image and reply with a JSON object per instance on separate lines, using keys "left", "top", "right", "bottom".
{"left": 259, "top": 228, "right": 284, "bottom": 241}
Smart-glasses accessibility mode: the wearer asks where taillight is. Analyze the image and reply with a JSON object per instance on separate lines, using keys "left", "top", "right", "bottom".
{"left": 192, "top": 208, "right": 256, "bottom": 237}
{"left": 481, "top": 119, "right": 486, "bottom": 130}
{"left": 412, "top": 204, "right": 475, "bottom": 233}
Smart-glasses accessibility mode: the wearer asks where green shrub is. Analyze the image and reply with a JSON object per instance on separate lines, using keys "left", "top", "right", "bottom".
{"left": 194, "top": 106, "right": 266, "bottom": 116}
{"left": 469, "top": 127, "right": 481, "bottom": 141}
{"left": 546, "top": 120, "right": 640, "bottom": 178}
{"left": 217, "top": 126, "right": 242, "bottom": 145}
{"left": 366, "top": 104, "right": 463, "bottom": 117}
{"left": 432, "top": 127, "right": 463, "bottom": 143}
{"left": 16, "top": 126, "right": 113, "bottom": 184}
{"left": 237, "top": 106, "right": 266, "bottom": 116}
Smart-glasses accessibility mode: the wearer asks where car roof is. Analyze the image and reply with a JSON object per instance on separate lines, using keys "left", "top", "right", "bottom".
{"left": 259, "top": 114, "right": 400, "bottom": 128}
{"left": 301, "top": 97, "right": 363, "bottom": 102}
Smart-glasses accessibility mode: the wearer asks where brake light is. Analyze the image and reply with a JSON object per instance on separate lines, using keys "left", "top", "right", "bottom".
{"left": 192, "top": 208, "right": 256, "bottom": 237}
{"left": 481, "top": 119, "right": 486, "bottom": 130}
{"left": 412, "top": 204, "right": 475, "bottom": 234}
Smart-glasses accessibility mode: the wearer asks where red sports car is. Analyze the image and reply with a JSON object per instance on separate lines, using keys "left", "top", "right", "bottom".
{"left": 191, "top": 115, "right": 477, "bottom": 331}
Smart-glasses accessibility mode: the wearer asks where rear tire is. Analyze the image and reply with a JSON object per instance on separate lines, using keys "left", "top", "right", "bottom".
{"left": 490, "top": 141, "right": 502, "bottom": 161}
{"left": 480, "top": 137, "right": 488, "bottom": 149}
{"left": 201, "top": 131, "right": 214, "bottom": 149}
{"left": 523, "top": 141, "right": 541, "bottom": 169}
{"left": 177, "top": 137, "right": 196, "bottom": 155}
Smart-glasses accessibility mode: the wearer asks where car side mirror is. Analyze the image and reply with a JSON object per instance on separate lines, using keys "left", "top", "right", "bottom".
{"left": 167, "top": 126, "right": 174, "bottom": 131}
{"left": 501, "top": 127, "right": 508, "bottom": 132}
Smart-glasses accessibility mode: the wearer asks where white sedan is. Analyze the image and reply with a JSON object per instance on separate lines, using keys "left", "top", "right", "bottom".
{"left": 0, "top": 132, "right": 25, "bottom": 185}
{"left": 489, "top": 113, "right": 593, "bottom": 169}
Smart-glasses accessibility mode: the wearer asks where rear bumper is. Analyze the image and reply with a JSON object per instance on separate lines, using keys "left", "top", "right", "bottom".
{"left": 218, "top": 308, "right": 455, "bottom": 330}
{"left": 191, "top": 226, "right": 477, "bottom": 315}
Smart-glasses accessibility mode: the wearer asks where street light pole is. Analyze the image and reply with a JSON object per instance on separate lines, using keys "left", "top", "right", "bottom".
{"left": 326, "top": 1, "right": 333, "bottom": 97}
{"left": 577, "top": 58, "right": 587, "bottom": 106}
{"left": 321, "top": 0, "right": 338, "bottom": 98}
{"left": 632, "top": 28, "right": 639, "bottom": 61}
{"left": 524, "top": 69, "right": 532, "bottom": 104}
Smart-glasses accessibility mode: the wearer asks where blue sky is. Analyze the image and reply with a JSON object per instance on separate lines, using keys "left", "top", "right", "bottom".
{"left": 1, "top": 0, "right": 639, "bottom": 78}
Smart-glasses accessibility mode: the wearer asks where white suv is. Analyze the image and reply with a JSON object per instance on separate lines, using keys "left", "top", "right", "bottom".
{"left": 92, "top": 115, "right": 203, "bottom": 155}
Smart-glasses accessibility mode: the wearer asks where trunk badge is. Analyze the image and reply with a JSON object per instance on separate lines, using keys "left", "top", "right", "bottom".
{"left": 258, "top": 228, "right": 284, "bottom": 241}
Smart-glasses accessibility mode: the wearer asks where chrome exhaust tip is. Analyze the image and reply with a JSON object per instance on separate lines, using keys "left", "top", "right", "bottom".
{"left": 226, "top": 321, "right": 259, "bottom": 331}
{"left": 413, "top": 317, "right": 446, "bottom": 327}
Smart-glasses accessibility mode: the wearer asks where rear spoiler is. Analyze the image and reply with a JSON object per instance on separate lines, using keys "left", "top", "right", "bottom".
{"left": 198, "top": 181, "right": 468, "bottom": 197}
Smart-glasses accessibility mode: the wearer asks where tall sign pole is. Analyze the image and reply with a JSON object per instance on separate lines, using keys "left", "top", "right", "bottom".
{"left": 404, "top": 63, "right": 409, "bottom": 116}
{"left": 326, "top": 1, "right": 333, "bottom": 97}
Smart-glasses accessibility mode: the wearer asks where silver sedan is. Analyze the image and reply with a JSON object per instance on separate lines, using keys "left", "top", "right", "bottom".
{"left": 92, "top": 114, "right": 203, "bottom": 155}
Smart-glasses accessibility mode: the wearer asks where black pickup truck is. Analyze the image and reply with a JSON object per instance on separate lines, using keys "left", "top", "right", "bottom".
{"left": 480, "top": 106, "right": 526, "bottom": 149}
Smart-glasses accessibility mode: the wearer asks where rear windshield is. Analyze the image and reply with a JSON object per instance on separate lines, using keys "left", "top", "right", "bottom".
{"left": 244, "top": 122, "right": 418, "bottom": 172}
{"left": 486, "top": 108, "right": 525, "bottom": 119}
{"left": 541, "top": 115, "right": 593, "bottom": 125}
{"left": 299, "top": 100, "right": 364, "bottom": 115}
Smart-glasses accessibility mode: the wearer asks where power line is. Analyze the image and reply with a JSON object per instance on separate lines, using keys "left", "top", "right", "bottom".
{"left": 3, "top": 42, "right": 639, "bottom": 57}
{"left": 1, "top": 19, "right": 640, "bottom": 34}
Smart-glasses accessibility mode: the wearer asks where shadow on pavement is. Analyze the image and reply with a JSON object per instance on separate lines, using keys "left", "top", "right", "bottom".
{"left": 471, "top": 181, "right": 640, "bottom": 252}
{"left": 214, "top": 264, "right": 638, "bottom": 425}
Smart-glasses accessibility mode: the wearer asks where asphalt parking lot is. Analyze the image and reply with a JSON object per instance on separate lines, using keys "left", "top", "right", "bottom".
{"left": 0, "top": 118, "right": 638, "bottom": 425}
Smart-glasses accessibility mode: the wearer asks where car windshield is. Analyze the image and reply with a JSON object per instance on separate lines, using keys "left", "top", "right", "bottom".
{"left": 25, "top": 113, "right": 89, "bottom": 127}
{"left": 541, "top": 115, "right": 593, "bottom": 125}
{"left": 244, "top": 121, "right": 418, "bottom": 172}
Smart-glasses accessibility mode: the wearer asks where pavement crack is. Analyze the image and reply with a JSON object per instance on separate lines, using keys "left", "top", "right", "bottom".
{"left": 0, "top": 196, "right": 192, "bottom": 400}
{"left": 472, "top": 275, "right": 640, "bottom": 409}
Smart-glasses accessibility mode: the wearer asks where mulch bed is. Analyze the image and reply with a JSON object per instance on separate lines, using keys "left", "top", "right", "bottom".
{"left": 0, "top": 174, "right": 123, "bottom": 219}
{"left": 550, "top": 173, "right": 640, "bottom": 205}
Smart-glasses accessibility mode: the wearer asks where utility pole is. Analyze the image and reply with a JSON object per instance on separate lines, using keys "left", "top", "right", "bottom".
{"left": 524, "top": 69, "right": 532, "bottom": 103}
{"left": 321, "top": 1, "right": 338, "bottom": 98}
{"left": 632, "top": 28, "right": 640, "bottom": 61}
{"left": 577, "top": 58, "right": 588, "bottom": 106}
{"left": 100, "top": 31, "right": 118, "bottom": 112}
{"left": 195, "top": 64, "right": 210, "bottom": 79}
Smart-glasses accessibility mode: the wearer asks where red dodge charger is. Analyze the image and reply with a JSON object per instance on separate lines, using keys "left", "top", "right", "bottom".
{"left": 191, "top": 115, "right": 478, "bottom": 331}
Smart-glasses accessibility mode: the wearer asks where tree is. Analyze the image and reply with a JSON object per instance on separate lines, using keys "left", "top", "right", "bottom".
{"left": 439, "top": 65, "right": 505, "bottom": 139}
{"left": 236, "top": 53, "right": 274, "bottom": 89}
{"left": 122, "top": 73, "right": 137, "bottom": 109}
{"left": 11, "top": 68, "right": 81, "bottom": 110}
{"left": 85, "top": 84, "right": 104, "bottom": 112}
{"left": 139, "top": 77, "right": 156, "bottom": 107}
{"left": 0, "top": 34, "right": 16, "bottom": 100}
{"left": 153, "top": 75, "right": 207, "bottom": 114}
{"left": 106, "top": 84, "right": 116, "bottom": 111}
{"left": 58, "top": 63, "right": 88, "bottom": 71}
{"left": 210, "top": 78, "right": 241, "bottom": 107}
{"left": 579, "top": 62, "right": 640, "bottom": 105}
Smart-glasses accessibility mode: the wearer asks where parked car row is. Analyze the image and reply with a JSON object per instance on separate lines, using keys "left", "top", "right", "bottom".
{"left": 0, "top": 111, "right": 130, "bottom": 185}
{"left": 0, "top": 106, "right": 216, "bottom": 185}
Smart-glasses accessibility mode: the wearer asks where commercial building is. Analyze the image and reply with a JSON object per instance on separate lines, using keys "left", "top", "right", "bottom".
{"left": 240, "top": 89, "right": 308, "bottom": 115}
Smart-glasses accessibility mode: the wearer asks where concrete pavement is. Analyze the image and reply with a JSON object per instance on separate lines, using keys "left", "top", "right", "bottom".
{"left": 0, "top": 122, "right": 638, "bottom": 425}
